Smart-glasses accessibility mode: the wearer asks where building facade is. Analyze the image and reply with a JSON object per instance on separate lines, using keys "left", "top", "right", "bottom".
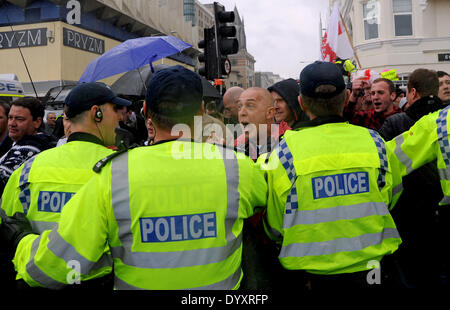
{"left": 0, "top": 0, "right": 199, "bottom": 96}
{"left": 332, "top": 0, "right": 450, "bottom": 87}
{"left": 226, "top": 6, "right": 255, "bottom": 89}
{"left": 254, "top": 71, "right": 283, "bottom": 89}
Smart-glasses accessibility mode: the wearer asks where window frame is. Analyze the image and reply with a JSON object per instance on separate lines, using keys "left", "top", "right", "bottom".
{"left": 392, "top": 0, "right": 413, "bottom": 37}
{"left": 362, "top": 0, "right": 380, "bottom": 40}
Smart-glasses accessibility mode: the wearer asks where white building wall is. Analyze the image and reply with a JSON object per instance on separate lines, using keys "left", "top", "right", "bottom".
{"left": 332, "top": 0, "right": 450, "bottom": 80}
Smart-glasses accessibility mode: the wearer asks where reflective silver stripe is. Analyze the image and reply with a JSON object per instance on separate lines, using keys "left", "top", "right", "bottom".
{"left": 394, "top": 134, "right": 414, "bottom": 174}
{"left": 30, "top": 220, "right": 57, "bottom": 234}
{"left": 110, "top": 153, "right": 132, "bottom": 243}
{"left": 439, "top": 168, "right": 450, "bottom": 204}
{"left": 282, "top": 202, "right": 389, "bottom": 228}
{"left": 191, "top": 267, "right": 241, "bottom": 290}
{"left": 392, "top": 183, "right": 403, "bottom": 197}
{"left": 114, "top": 267, "right": 241, "bottom": 290}
{"left": 114, "top": 277, "right": 143, "bottom": 290}
{"left": 26, "top": 235, "right": 66, "bottom": 289}
{"left": 110, "top": 234, "right": 242, "bottom": 268}
{"left": 439, "top": 167, "right": 450, "bottom": 181}
{"left": 280, "top": 227, "right": 400, "bottom": 258}
{"left": 218, "top": 147, "right": 241, "bottom": 239}
{"left": 46, "top": 228, "right": 112, "bottom": 275}
{"left": 110, "top": 146, "right": 241, "bottom": 283}
{"left": 440, "top": 195, "right": 450, "bottom": 205}
{"left": 263, "top": 215, "right": 282, "bottom": 240}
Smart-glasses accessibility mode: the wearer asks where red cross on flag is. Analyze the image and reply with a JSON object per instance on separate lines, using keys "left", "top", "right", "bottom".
{"left": 321, "top": 2, "right": 354, "bottom": 62}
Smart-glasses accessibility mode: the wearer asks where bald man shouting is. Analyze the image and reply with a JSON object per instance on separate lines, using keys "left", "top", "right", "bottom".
{"left": 235, "top": 87, "right": 287, "bottom": 160}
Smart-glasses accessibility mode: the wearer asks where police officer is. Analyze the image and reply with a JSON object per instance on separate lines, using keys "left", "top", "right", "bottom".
{"left": 387, "top": 103, "right": 450, "bottom": 287}
{"left": 0, "top": 82, "right": 131, "bottom": 290}
{"left": 0, "top": 66, "right": 267, "bottom": 290}
{"left": 263, "top": 61, "right": 402, "bottom": 289}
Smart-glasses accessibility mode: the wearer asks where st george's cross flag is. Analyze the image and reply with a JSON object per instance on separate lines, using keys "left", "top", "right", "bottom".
{"left": 321, "top": 2, "right": 354, "bottom": 62}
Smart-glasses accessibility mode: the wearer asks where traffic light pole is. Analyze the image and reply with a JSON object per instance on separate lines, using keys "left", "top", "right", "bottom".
{"left": 198, "top": 2, "right": 238, "bottom": 82}
{"left": 212, "top": 7, "right": 221, "bottom": 81}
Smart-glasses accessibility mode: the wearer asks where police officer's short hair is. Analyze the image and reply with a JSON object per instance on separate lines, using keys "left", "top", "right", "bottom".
{"left": 63, "top": 105, "right": 87, "bottom": 124}
{"left": 148, "top": 105, "right": 196, "bottom": 131}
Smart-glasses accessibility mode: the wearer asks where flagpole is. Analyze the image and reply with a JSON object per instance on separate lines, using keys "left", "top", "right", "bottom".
{"left": 339, "top": 12, "right": 362, "bottom": 68}
{"left": 319, "top": 13, "right": 323, "bottom": 60}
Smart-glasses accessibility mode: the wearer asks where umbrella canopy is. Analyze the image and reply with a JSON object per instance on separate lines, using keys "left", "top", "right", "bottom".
{"left": 79, "top": 36, "right": 191, "bottom": 83}
{"left": 111, "top": 64, "right": 221, "bottom": 99}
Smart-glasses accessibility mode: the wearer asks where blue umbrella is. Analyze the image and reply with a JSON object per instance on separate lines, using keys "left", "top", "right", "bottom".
{"left": 79, "top": 36, "right": 192, "bottom": 83}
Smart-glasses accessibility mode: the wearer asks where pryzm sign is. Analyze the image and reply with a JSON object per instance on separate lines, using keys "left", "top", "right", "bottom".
{"left": 0, "top": 28, "right": 47, "bottom": 49}
{"left": 63, "top": 28, "right": 105, "bottom": 55}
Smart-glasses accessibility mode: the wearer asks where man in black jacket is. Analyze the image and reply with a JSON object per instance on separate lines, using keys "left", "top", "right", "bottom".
{"left": 0, "top": 101, "right": 13, "bottom": 158}
{"left": 379, "top": 68, "right": 443, "bottom": 141}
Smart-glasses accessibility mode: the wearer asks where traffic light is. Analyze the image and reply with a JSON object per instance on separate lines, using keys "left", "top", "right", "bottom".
{"left": 213, "top": 2, "right": 239, "bottom": 77}
{"left": 198, "top": 27, "right": 218, "bottom": 81}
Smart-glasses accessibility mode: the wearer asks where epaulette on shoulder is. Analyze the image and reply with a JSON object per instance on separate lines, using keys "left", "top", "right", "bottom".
{"left": 93, "top": 143, "right": 139, "bottom": 173}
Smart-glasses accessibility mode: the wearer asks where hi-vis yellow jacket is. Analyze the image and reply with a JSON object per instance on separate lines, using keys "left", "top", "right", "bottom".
{"left": 2, "top": 137, "right": 115, "bottom": 282}
{"left": 1, "top": 139, "right": 113, "bottom": 232}
{"left": 13, "top": 141, "right": 267, "bottom": 290}
{"left": 387, "top": 106, "right": 450, "bottom": 205}
{"left": 263, "top": 122, "right": 402, "bottom": 275}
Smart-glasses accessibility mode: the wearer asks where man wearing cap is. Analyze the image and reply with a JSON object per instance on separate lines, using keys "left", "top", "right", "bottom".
{"left": 263, "top": 61, "right": 402, "bottom": 289}
{"left": 268, "top": 78, "right": 308, "bottom": 128}
{"left": 0, "top": 82, "right": 129, "bottom": 290}
{"left": 0, "top": 66, "right": 267, "bottom": 290}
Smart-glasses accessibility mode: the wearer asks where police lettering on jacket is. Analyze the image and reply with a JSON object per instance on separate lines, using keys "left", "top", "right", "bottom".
{"left": 140, "top": 212, "right": 217, "bottom": 242}
{"left": 38, "top": 191, "right": 76, "bottom": 213}
{"left": 312, "top": 172, "right": 369, "bottom": 199}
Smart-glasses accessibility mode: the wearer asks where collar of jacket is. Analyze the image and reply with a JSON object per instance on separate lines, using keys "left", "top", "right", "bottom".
{"left": 405, "top": 95, "right": 443, "bottom": 122}
{"left": 15, "top": 133, "right": 53, "bottom": 150}
{"left": 291, "top": 115, "right": 348, "bottom": 130}
{"left": 67, "top": 132, "right": 105, "bottom": 146}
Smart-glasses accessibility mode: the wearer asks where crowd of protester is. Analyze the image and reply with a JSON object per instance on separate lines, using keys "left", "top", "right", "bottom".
{"left": 0, "top": 63, "right": 450, "bottom": 290}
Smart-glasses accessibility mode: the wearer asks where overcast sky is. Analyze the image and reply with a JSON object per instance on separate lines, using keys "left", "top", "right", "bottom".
{"left": 198, "top": 0, "right": 330, "bottom": 79}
